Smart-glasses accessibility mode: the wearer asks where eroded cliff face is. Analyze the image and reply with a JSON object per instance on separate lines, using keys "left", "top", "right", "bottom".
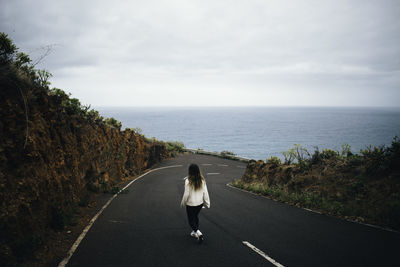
{"left": 0, "top": 83, "right": 168, "bottom": 264}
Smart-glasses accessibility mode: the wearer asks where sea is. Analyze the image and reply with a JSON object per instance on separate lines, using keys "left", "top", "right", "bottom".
{"left": 96, "top": 107, "right": 400, "bottom": 160}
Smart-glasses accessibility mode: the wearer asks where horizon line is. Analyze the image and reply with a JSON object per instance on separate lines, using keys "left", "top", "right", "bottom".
{"left": 93, "top": 105, "right": 400, "bottom": 109}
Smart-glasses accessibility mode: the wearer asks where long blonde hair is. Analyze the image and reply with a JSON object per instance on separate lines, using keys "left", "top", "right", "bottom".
{"left": 188, "top": 164, "right": 204, "bottom": 191}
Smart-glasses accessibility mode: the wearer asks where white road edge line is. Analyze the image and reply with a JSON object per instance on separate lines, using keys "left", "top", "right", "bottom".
{"left": 242, "top": 241, "right": 285, "bottom": 267}
{"left": 227, "top": 184, "right": 399, "bottom": 234}
{"left": 58, "top": 164, "right": 183, "bottom": 267}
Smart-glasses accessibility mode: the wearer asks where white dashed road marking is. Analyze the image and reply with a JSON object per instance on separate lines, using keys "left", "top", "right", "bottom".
{"left": 218, "top": 164, "right": 229, "bottom": 167}
{"left": 207, "top": 173, "right": 220, "bottom": 175}
{"left": 201, "top": 163, "right": 212, "bottom": 166}
{"left": 242, "top": 241, "right": 285, "bottom": 267}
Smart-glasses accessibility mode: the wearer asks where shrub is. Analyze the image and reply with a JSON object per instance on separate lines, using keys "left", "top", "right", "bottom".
{"left": 282, "top": 145, "right": 311, "bottom": 165}
{"left": 282, "top": 148, "right": 295, "bottom": 165}
{"left": 48, "top": 87, "right": 69, "bottom": 100}
{"left": 309, "top": 148, "right": 340, "bottom": 165}
{"left": 320, "top": 149, "right": 340, "bottom": 160}
{"left": 266, "top": 156, "right": 282, "bottom": 168}
{"left": 233, "top": 137, "right": 400, "bottom": 230}
{"left": 65, "top": 98, "right": 84, "bottom": 115}
{"left": 36, "top": 69, "right": 52, "bottom": 88}
{"left": 360, "top": 145, "right": 388, "bottom": 175}
{"left": 220, "top": 150, "right": 236, "bottom": 159}
{"left": 49, "top": 88, "right": 82, "bottom": 115}
{"left": 165, "top": 141, "right": 185, "bottom": 154}
{"left": 0, "top": 32, "right": 52, "bottom": 89}
{"left": 385, "top": 136, "right": 400, "bottom": 171}
{"left": 86, "top": 109, "right": 104, "bottom": 123}
{"left": 145, "top": 137, "right": 158, "bottom": 143}
{"left": 389, "top": 136, "right": 400, "bottom": 156}
{"left": 104, "top": 117, "right": 122, "bottom": 130}
{"left": 297, "top": 160, "right": 310, "bottom": 172}
{"left": 309, "top": 147, "right": 322, "bottom": 165}
{"left": 132, "top": 127, "right": 143, "bottom": 135}
{"left": 0, "top": 32, "right": 17, "bottom": 63}
{"left": 293, "top": 144, "right": 311, "bottom": 162}
{"left": 341, "top": 143, "right": 353, "bottom": 157}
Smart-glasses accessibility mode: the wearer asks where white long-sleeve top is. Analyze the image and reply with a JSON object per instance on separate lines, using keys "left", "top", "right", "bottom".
{"left": 181, "top": 177, "right": 210, "bottom": 208}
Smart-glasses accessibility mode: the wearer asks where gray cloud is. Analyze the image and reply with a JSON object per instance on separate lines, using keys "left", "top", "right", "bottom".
{"left": 1, "top": 0, "right": 399, "bottom": 106}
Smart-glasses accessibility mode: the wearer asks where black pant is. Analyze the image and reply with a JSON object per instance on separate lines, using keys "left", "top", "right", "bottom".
{"left": 186, "top": 204, "right": 203, "bottom": 231}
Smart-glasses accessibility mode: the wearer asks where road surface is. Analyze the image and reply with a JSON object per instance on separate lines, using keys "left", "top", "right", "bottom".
{"left": 66, "top": 154, "right": 399, "bottom": 266}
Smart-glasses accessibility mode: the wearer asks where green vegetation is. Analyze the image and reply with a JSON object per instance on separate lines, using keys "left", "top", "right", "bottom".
{"left": 1, "top": 32, "right": 52, "bottom": 89}
{"left": 104, "top": 117, "right": 122, "bottom": 130}
{"left": 1, "top": 32, "right": 184, "bottom": 266}
{"left": 165, "top": 141, "right": 185, "bottom": 156}
{"left": 0, "top": 32, "right": 122, "bottom": 131}
{"left": 1, "top": 31, "right": 185, "bottom": 154}
{"left": 131, "top": 127, "right": 143, "bottom": 134}
{"left": 231, "top": 180, "right": 355, "bottom": 218}
{"left": 266, "top": 156, "right": 282, "bottom": 168}
{"left": 232, "top": 137, "right": 400, "bottom": 230}
{"left": 186, "top": 149, "right": 248, "bottom": 162}
{"left": 220, "top": 150, "right": 237, "bottom": 160}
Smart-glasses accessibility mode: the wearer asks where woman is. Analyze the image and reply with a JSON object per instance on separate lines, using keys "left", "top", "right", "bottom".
{"left": 181, "top": 164, "right": 210, "bottom": 242}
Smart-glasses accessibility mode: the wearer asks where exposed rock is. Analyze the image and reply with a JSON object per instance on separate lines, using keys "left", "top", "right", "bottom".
{"left": 0, "top": 81, "right": 168, "bottom": 265}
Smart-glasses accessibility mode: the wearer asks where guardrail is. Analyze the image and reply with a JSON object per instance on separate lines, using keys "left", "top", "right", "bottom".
{"left": 184, "top": 148, "right": 251, "bottom": 163}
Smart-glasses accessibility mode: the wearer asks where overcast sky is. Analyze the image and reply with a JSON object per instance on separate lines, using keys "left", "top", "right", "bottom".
{"left": 1, "top": 0, "right": 400, "bottom": 107}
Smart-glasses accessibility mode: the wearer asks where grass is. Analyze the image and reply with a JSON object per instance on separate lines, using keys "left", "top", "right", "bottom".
{"left": 230, "top": 179, "right": 369, "bottom": 222}
{"left": 231, "top": 137, "right": 400, "bottom": 230}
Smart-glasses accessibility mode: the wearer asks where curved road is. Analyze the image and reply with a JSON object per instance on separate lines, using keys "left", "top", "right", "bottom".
{"left": 67, "top": 154, "right": 399, "bottom": 266}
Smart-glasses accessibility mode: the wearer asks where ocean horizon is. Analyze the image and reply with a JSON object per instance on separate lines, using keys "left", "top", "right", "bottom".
{"left": 96, "top": 106, "right": 400, "bottom": 160}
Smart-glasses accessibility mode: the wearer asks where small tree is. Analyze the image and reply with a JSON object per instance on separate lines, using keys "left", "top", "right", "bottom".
{"left": 294, "top": 144, "right": 310, "bottom": 162}
{"left": 0, "top": 32, "right": 17, "bottom": 64}
{"left": 36, "top": 69, "right": 52, "bottom": 88}
{"left": 282, "top": 148, "right": 295, "bottom": 165}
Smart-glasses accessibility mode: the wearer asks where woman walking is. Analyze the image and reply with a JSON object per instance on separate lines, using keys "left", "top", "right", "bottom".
{"left": 181, "top": 164, "right": 210, "bottom": 242}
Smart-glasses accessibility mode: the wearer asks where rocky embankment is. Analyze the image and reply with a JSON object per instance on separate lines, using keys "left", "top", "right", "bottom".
{"left": 234, "top": 142, "right": 400, "bottom": 231}
{"left": 0, "top": 33, "right": 171, "bottom": 265}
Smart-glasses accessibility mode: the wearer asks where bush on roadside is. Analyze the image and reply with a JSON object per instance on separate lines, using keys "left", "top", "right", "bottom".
{"left": 220, "top": 150, "right": 236, "bottom": 160}
{"left": 104, "top": 117, "right": 122, "bottom": 130}
{"left": 266, "top": 156, "right": 282, "bottom": 168}
{"left": 165, "top": 141, "right": 185, "bottom": 156}
{"left": 235, "top": 136, "right": 400, "bottom": 230}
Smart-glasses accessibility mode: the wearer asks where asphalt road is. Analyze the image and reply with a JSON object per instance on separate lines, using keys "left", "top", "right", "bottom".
{"left": 67, "top": 154, "right": 399, "bottom": 267}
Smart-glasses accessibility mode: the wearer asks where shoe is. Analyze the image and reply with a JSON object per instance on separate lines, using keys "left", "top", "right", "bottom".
{"left": 196, "top": 230, "right": 203, "bottom": 243}
{"left": 190, "top": 231, "right": 198, "bottom": 238}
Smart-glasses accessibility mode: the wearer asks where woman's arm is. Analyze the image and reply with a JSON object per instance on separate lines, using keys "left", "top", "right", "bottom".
{"left": 180, "top": 179, "right": 189, "bottom": 207}
{"left": 203, "top": 182, "right": 210, "bottom": 208}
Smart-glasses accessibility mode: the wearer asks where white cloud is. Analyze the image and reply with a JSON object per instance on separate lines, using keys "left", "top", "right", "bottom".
{"left": 1, "top": 0, "right": 399, "bottom": 107}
